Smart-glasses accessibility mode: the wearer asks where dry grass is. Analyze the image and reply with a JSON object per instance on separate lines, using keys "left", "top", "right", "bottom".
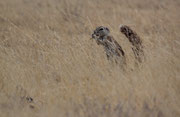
{"left": 0, "top": 0, "right": 180, "bottom": 117}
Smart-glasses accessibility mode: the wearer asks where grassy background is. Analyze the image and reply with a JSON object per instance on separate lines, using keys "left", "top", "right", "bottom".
{"left": 0, "top": 0, "right": 180, "bottom": 117}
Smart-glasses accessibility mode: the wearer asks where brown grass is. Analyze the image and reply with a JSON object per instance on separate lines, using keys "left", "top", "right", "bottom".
{"left": 0, "top": 0, "right": 180, "bottom": 117}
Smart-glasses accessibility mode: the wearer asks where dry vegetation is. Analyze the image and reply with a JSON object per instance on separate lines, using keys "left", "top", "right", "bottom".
{"left": 0, "top": 0, "right": 180, "bottom": 117}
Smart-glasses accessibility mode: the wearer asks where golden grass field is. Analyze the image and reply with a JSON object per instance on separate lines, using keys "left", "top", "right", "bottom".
{"left": 0, "top": 0, "right": 180, "bottom": 117}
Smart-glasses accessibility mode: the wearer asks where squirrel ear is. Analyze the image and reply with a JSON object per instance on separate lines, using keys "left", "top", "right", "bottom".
{"left": 106, "top": 27, "right": 110, "bottom": 32}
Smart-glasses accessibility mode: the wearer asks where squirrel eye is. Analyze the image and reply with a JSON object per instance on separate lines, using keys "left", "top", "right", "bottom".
{"left": 99, "top": 28, "right": 103, "bottom": 31}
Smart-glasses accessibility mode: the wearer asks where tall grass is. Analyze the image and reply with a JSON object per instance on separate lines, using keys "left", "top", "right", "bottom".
{"left": 0, "top": 0, "right": 180, "bottom": 117}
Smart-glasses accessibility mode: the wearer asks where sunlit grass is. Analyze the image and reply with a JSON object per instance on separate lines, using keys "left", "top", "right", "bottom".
{"left": 0, "top": 0, "right": 179, "bottom": 117}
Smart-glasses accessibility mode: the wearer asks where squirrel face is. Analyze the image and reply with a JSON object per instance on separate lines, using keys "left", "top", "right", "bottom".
{"left": 92, "top": 26, "right": 110, "bottom": 40}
